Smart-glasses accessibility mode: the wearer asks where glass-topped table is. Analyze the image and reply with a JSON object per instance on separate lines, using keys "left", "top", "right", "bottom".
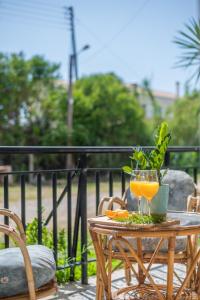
{"left": 88, "top": 211, "right": 200, "bottom": 300}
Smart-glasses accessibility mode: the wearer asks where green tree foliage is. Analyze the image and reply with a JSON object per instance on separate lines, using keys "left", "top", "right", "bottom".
{"left": 0, "top": 54, "right": 150, "bottom": 151}
{"left": 0, "top": 52, "right": 69, "bottom": 169}
{"left": 167, "top": 91, "right": 200, "bottom": 146}
{"left": 73, "top": 73, "right": 151, "bottom": 146}
{"left": 0, "top": 52, "right": 65, "bottom": 147}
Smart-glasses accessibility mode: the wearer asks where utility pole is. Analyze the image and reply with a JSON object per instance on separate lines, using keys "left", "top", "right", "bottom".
{"left": 68, "top": 6, "right": 78, "bottom": 80}
{"left": 66, "top": 54, "right": 74, "bottom": 168}
{"left": 65, "top": 7, "right": 90, "bottom": 168}
{"left": 65, "top": 6, "right": 77, "bottom": 168}
{"left": 198, "top": 0, "right": 200, "bottom": 20}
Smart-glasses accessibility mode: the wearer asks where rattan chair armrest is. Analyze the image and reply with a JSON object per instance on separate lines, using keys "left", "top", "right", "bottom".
{"left": 122, "top": 188, "right": 129, "bottom": 204}
{"left": 194, "top": 183, "right": 200, "bottom": 196}
{"left": 107, "top": 197, "right": 127, "bottom": 210}
{"left": 187, "top": 195, "right": 200, "bottom": 212}
{"left": 98, "top": 197, "right": 111, "bottom": 215}
{"left": 0, "top": 224, "right": 36, "bottom": 300}
{"left": 98, "top": 196, "right": 126, "bottom": 215}
{"left": 0, "top": 209, "right": 26, "bottom": 242}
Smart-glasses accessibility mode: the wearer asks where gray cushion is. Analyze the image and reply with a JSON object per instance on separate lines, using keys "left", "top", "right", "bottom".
{"left": 113, "top": 236, "right": 187, "bottom": 253}
{"left": 168, "top": 211, "right": 200, "bottom": 226}
{"left": 0, "top": 245, "right": 56, "bottom": 297}
{"left": 113, "top": 212, "right": 200, "bottom": 254}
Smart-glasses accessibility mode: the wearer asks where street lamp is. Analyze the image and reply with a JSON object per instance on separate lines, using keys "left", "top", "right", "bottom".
{"left": 77, "top": 44, "right": 90, "bottom": 57}
{"left": 66, "top": 44, "right": 90, "bottom": 168}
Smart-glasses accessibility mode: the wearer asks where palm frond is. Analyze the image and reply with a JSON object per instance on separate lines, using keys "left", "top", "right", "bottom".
{"left": 174, "top": 18, "right": 200, "bottom": 84}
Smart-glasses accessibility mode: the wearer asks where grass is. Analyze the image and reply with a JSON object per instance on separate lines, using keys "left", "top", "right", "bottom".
{"left": 0, "top": 181, "right": 124, "bottom": 202}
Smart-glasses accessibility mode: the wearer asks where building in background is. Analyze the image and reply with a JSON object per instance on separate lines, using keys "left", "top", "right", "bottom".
{"left": 128, "top": 83, "right": 178, "bottom": 119}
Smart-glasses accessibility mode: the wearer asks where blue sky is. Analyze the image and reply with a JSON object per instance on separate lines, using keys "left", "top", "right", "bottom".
{"left": 0, "top": 0, "right": 198, "bottom": 94}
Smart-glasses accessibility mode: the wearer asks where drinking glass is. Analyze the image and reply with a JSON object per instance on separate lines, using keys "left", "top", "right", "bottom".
{"left": 130, "top": 170, "right": 144, "bottom": 214}
{"left": 140, "top": 170, "right": 159, "bottom": 216}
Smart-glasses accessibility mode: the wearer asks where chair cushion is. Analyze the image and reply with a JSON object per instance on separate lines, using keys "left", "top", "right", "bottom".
{"left": 112, "top": 211, "right": 200, "bottom": 254}
{"left": 0, "top": 245, "right": 56, "bottom": 297}
{"left": 113, "top": 236, "right": 187, "bottom": 253}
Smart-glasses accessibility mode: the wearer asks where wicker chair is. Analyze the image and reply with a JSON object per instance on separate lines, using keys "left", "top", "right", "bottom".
{"left": 98, "top": 192, "right": 200, "bottom": 288}
{"left": 0, "top": 209, "right": 57, "bottom": 300}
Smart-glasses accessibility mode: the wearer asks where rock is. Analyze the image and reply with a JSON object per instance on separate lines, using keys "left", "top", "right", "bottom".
{"left": 162, "top": 170, "right": 195, "bottom": 211}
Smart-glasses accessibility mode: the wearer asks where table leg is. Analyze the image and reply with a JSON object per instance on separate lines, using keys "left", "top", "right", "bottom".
{"left": 137, "top": 238, "right": 145, "bottom": 284}
{"left": 96, "top": 260, "right": 104, "bottom": 300}
{"left": 166, "top": 236, "right": 175, "bottom": 300}
{"left": 90, "top": 229, "right": 111, "bottom": 300}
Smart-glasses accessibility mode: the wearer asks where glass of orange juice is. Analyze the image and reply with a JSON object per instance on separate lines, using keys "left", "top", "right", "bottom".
{"left": 130, "top": 171, "right": 144, "bottom": 214}
{"left": 139, "top": 170, "right": 159, "bottom": 216}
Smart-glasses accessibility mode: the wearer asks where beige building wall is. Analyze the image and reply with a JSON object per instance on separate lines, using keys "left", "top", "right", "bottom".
{"left": 128, "top": 84, "right": 177, "bottom": 119}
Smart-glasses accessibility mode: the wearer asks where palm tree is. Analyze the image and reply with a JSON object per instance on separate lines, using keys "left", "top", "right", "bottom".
{"left": 174, "top": 18, "right": 200, "bottom": 83}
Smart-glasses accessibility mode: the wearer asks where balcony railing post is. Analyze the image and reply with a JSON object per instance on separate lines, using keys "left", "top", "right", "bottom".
{"left": 70, "top": 172, "right": 81, "bottom": 281}
{"left": 80, "top": 154, "right": 88, "bottom": 284}
{"left": 52, "top": 173, "right": 57, "bottom": 265}
{"left": 67, "top": 171, "right": 72, "bottom": 260}
{"left": 164, "top": 151, "right": 170, "bottom": 167}
{"left": 4, "top": 175, "right": 9, "bottom": 248}
{"left": 193, "top": 167, "right": 198, "bottom": 185}
{"left": 20, "top": 175, "right": 26, "bottom": 230}
{"left": 95, "top": 171, "right": 100, "bottom": 215}
{"left": 37, "top": 173, "right": 42, "bottom": 244}
{"left": 121, "top": 171, "right": 126, "bottom": 196}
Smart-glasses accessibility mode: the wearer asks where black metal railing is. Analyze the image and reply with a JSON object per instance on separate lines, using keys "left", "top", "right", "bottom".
{"left": 0, "top": 146, "right": 199, "bottom": 284}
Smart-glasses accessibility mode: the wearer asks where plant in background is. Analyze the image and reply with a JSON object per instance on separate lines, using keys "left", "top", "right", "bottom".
{"left": 123, "top": 121, "right": 171, "bottom": 185}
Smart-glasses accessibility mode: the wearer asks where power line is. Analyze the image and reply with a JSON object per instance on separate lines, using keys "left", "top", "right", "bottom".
{"left": 0, "top": 9, "right": 67, "bottom": 29}
{"left": 76, "top": 14, "right": 139, "bottom": 77}
{"left": 2, "top": 1, "right": 66, "bottom": 23}
{"left": 5, "top": 0, "right": 64, "bottom": 14}
{"left": 79, "top": 0, "right": 150, "bottom": 64}
{"left": 105, "top": 0, "right": 150, "bottom": 45}
{"left": 0, "top": 15, "right": 67, "bottom": 32}
{"left": 0, "top": 6, "right": 66, "bottom": 27}
{"left": 76, "top": 16, "right": 138, "bottom": 74}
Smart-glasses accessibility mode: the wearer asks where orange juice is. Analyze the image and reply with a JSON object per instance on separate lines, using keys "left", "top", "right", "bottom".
{"left": 130, "top": 181, "right": 142, "bottom": 197}
{"left": 140, "top": 181, "right": 159, "bottom": 201}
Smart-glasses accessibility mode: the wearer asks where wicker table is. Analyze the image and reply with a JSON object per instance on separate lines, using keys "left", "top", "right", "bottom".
{"left": 88, "top": 211, "right": 200, "bottom": 300}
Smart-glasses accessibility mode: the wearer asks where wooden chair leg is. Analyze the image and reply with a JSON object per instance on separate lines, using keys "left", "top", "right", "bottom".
{"left": 96, "top": 259, "right": 104, "bottom": 300}
{"left": 195, "top": 261, "right": 200, "bottom": 295}
{"left": 187, "top": 235, "right": 197, "bottom": 289}
{"left": 124, "top": 263, "right": 131, "bottom": 285}
{"left": 97, "top": 280, "right": 104, "bottom": 300}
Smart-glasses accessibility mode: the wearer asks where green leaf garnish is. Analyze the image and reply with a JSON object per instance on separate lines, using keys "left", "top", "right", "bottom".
{"left": 113, "top": 213, "right": 165, "bottom": 224}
